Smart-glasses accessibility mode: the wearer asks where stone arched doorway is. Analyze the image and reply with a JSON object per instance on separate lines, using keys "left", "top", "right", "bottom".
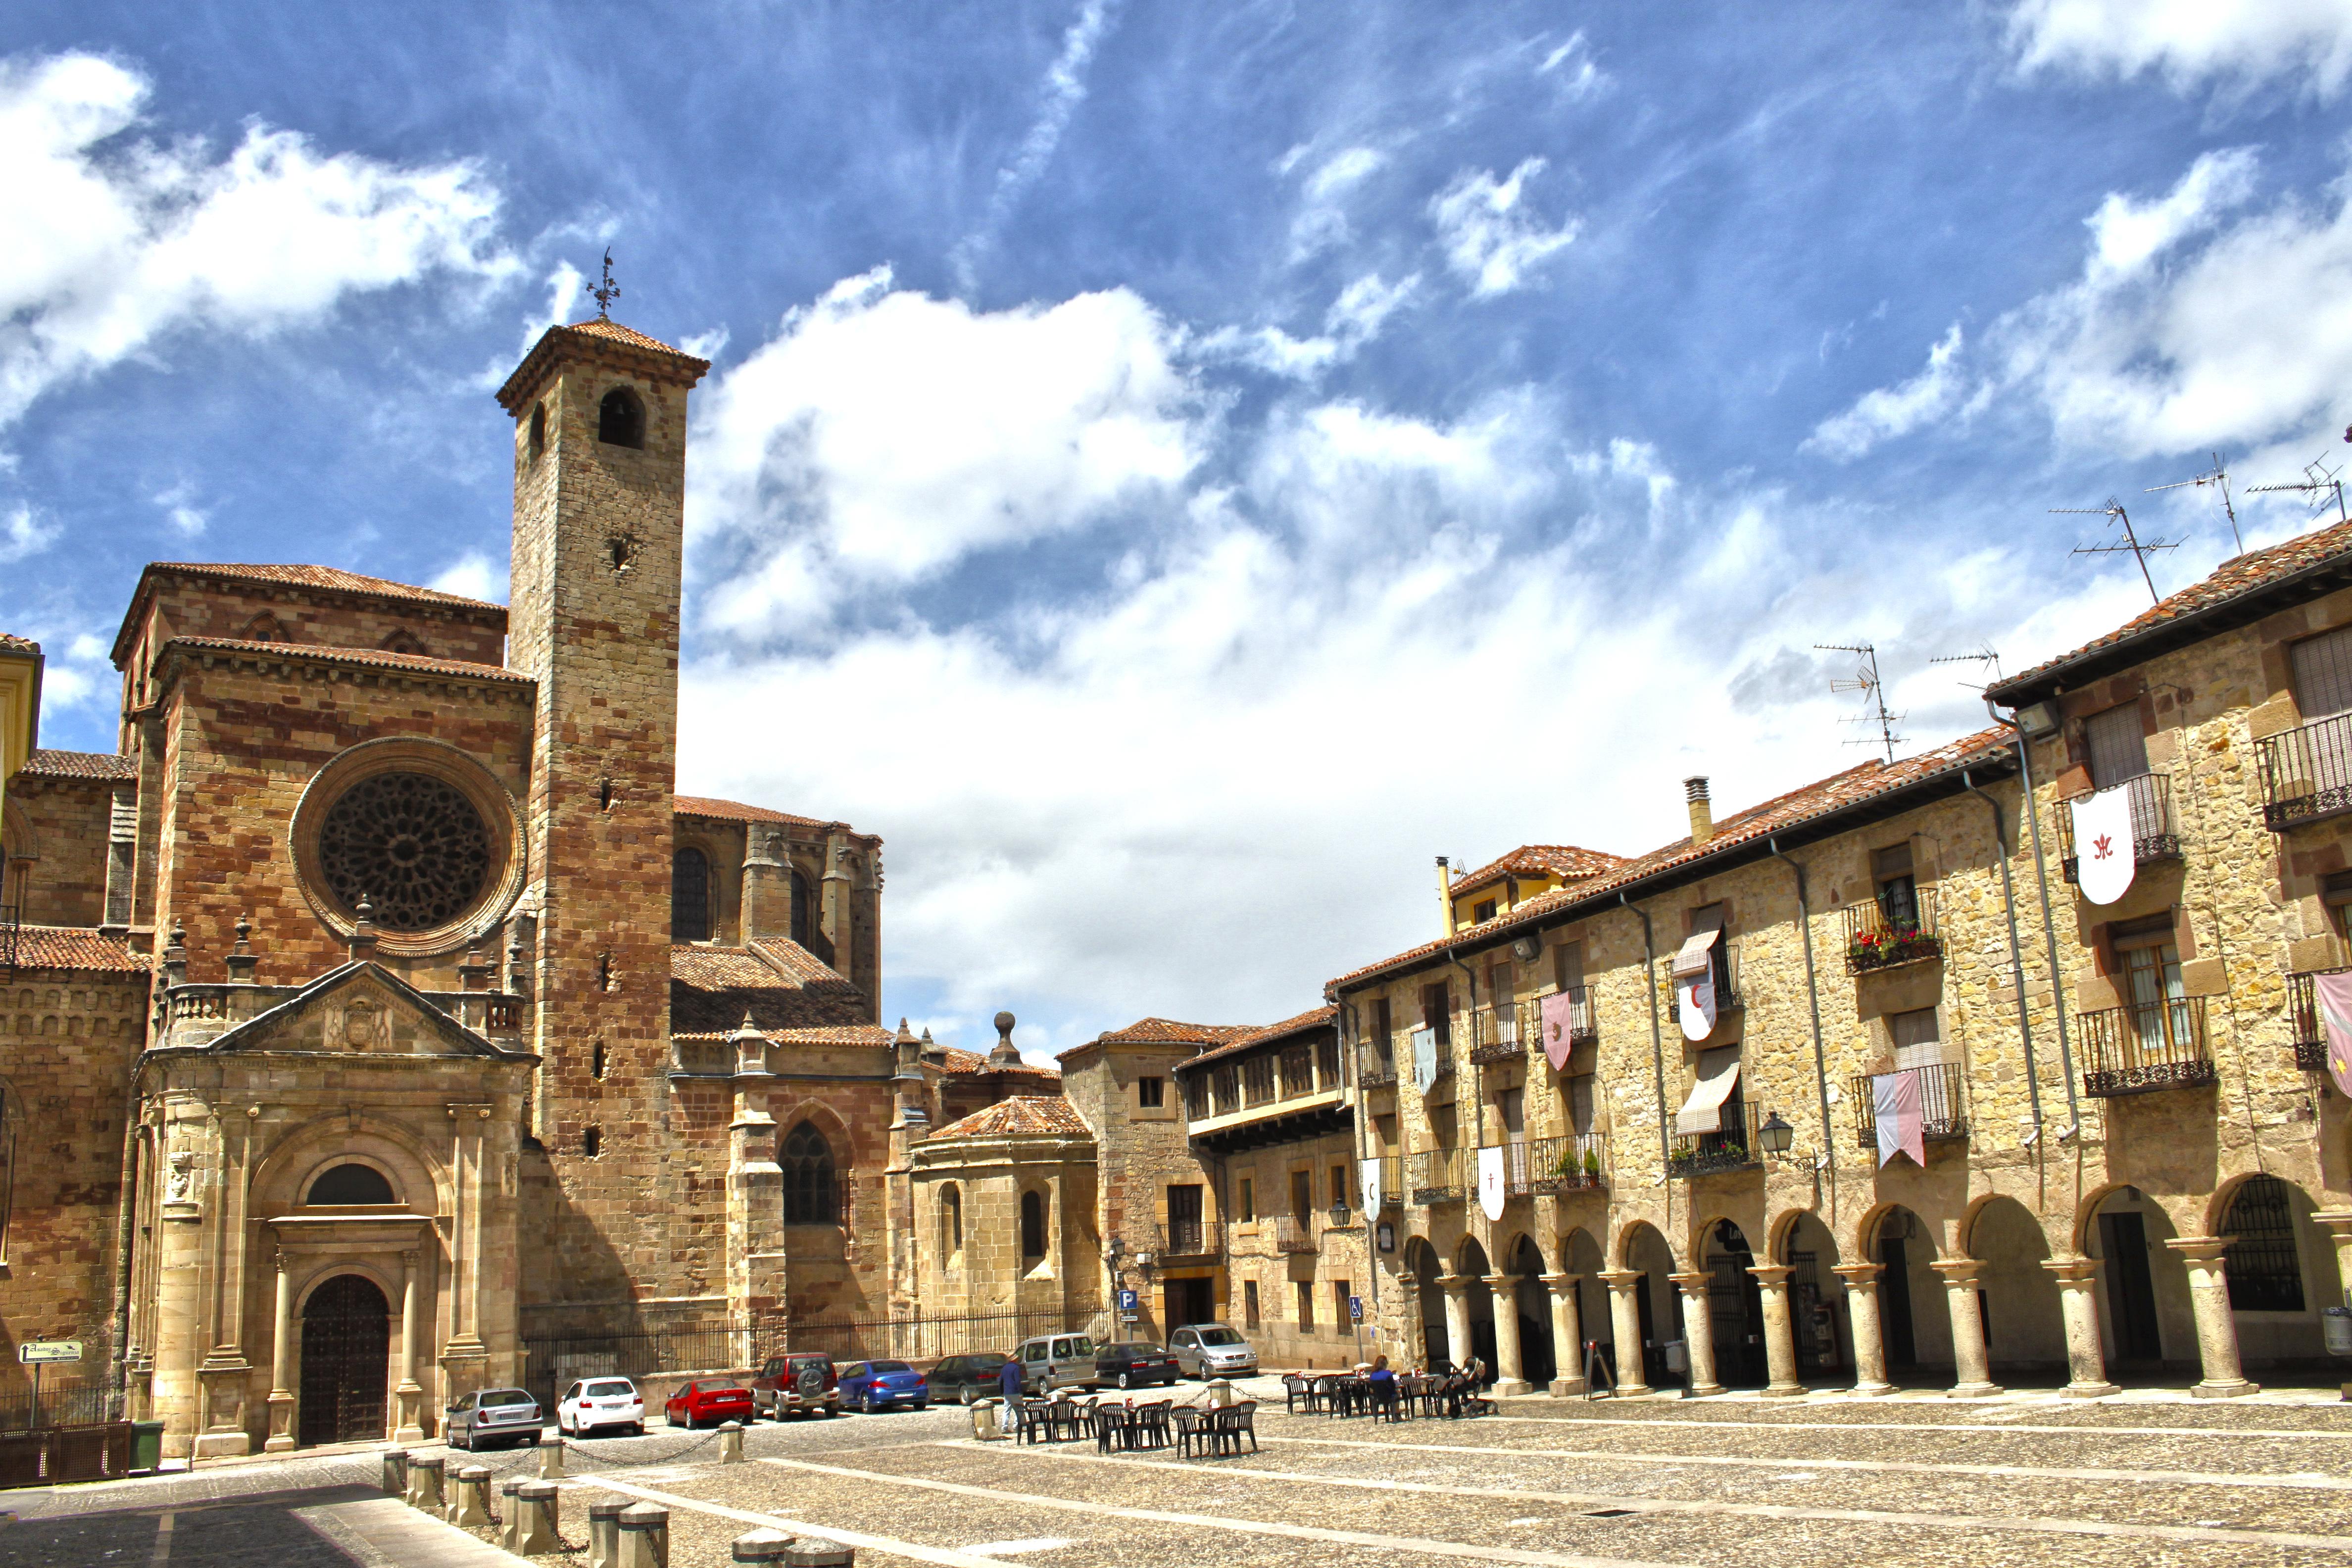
{"left": 298, "top": 1274, "right": 390, "bottom": 1447}
{"left": 1700, "top": 1218, "right": 1766, "bottom": 1388}
{"left": 1406, "top": 1238, "right": 1446, "bottom": 1365}
{"left": 1505, "top": 1235, "right": 1552, "bottom": 1385}
{"left": 1456, "top": 1237, "right": 1495, "bottom": 1378}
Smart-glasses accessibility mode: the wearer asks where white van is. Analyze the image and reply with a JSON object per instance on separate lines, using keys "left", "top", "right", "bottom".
{"left": 1011, "top": 1332, "right": 1099, "bottom": 1393}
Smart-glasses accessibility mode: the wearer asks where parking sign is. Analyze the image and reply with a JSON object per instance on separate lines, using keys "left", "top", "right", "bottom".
{"left": 1117, "top": 1288, "right": 1139, "bottom": 1313}
{"left": 1348, "top": 1296, "right": 1363, "bottom": 1324}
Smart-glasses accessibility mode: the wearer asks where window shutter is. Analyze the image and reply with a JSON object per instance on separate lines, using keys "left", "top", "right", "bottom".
{"left": 2293, "top": 626, "right": 2352, "bottom": 720}
{"left": 2083, "top": 703, "right": 2150, "bottom": 789}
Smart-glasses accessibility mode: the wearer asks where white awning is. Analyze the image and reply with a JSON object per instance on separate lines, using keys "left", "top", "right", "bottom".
{"left": 1674, "top": 1052, "right": 1740, "bottom": 1136}
{"left": 1670, "top": 928, "right": 1718, "bottom": 979}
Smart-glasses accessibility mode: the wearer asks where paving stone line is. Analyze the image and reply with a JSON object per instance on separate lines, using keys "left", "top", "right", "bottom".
{"left": 1264, "top": 1432, "right": 2352, "bottom": 1491}
{"left": 1487, "top": 1412, "right": 2352, "bottom": 1441}
{"left": 574, "top": 1474, "right": 1020, "bottom": 1568}
{"left": 753, "top": 1458, "right": 1689, "bottom": 1568}
{"left": 960, "top": 1443, "right": 2352, "bottom": 1553}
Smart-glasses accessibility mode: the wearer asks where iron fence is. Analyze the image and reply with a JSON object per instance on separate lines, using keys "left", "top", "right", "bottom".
{"left": 1849, "top": 1062, "right": 1968, "bottom": 1147}
{"left": 2288, "top": 967, "right": 2350, "bottom": 1073}
{"left": 2057, "top": 773, "right": 2181, "bottom": 883}
{"left": 1405, "top": 1147, "right": 1468, "bottom": 1205}
{"left": 2258, "top": 711, "right": 2352, "bottom": 831}
{"left": 1501, "top": 1132, "right": 1606, "bottom": 1196}
{"left": 1842, "top": 886, "right": 1942, "bottom": 974}
{"left": 1667, "top": 1102, "right": 1763, "bottom": 1180}
{"left": 2076, "top": 994, "right": 2215, "bottom": 1095}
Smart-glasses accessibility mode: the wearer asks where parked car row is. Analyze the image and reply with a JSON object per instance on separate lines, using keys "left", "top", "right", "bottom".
{"left": 463, "top": 1325, "right": 1260, "bottom": 1444}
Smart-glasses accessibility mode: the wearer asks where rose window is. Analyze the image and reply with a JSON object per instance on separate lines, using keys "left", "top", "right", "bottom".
{"left": 317, "top": 771, "right": 491, "bottom": 931}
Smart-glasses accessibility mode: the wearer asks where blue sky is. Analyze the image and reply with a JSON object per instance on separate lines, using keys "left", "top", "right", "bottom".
{"left": 5, "top": 2, "right": 2352, "bottom": 1058}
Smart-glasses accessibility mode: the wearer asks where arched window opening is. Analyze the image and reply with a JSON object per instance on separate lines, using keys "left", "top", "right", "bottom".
{"left": 789, "top": 869, "right": 813, "bottom": 948}
{"left": 1020, "top": 1189, "right": 1047, "bottom": 1261}
{"left": 672, "top": 848, "right": 711, "bottom": 942}
{"left": 941, "top": 1185, "right": 963, "bottom": 1260}
{"left": 583, "top": 1127, "right": 602, "bottom": 1159}
{"left": 527, "top": 401, "right": 546, "bottom": 462}
{"left": 2221, "top": 1175, "right": 2305, "bottom": 1312}
{"left": 598, "top": 387, "right": 645, "bottom": 448}
{"left": 307, "top": 1163, "right": 396, "bottom": 1206}
{"left": 781, "top": 1121, "right": 837, "bottom": 1226}
{"left": 379, "top": 629, "right": 428, "bottom": 657}
{"left": 243, "top": 613, "right": 288, "bottom": 643}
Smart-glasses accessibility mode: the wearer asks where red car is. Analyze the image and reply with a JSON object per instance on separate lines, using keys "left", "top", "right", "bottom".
{"left": 665, "top": 1379, "right": 755, "bottom": 1428}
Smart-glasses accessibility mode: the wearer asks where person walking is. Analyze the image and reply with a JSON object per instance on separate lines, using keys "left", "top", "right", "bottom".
{"left": 998, "top": 1353, "right": 1025, "bottom": 1404}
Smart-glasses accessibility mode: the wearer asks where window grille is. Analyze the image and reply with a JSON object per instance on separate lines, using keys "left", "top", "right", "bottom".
{"left": 2220, "top": 1175, "right": 2304, "bottom": 1312}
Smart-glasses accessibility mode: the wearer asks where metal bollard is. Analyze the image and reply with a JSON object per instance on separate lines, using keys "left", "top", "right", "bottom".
{"left": 732, "top": 1528, "right": 796, "bottom": 1564}
{"left": 616, "top": 1501, "right": 671, "bottom": 1568}
{"left": 381, "top": 1448, "right": 410, "bottom": 1496}
{"left": 500, "top": 1478, "right": 526, "bottom": 1553}
{"left": 784, "top": 1540, "right": 854, "bottom": 1567}
{"left": 447, "top": 1464, "right": 492, "bottom": 1527}
{"left": 514, "top": 1479, "right": 562, "bottom": 1556}
{"left": 589, "top": 1496, "right": 630, "bottom": 1568}
{"left": 406, "top": 1453, "right": 445, "bottom": 1514}
{"left": 540, "top": 1436, "right": 567, "bottom": 1478}
{"left": 719, "top": 1420, "right": 746, "bottom": 1463}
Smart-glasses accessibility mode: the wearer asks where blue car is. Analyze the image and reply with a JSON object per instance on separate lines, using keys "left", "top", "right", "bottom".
{"left": 838, "top": 1359, "right": 929, "bottom": 1413}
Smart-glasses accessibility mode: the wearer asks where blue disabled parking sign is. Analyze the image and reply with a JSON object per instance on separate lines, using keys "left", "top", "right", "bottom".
{"left": 1348, "top": 1295, "right": 1364, "bottom": 1323}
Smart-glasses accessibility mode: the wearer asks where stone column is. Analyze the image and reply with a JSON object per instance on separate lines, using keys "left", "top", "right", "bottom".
{"left": 2166, "top": 1237, "right": 2260, "bottom": 1398}
{"left": 1929, "top": 1259, "right": 2001, "bottom": 1398}
{"left": 263, "top": 1252, "right": 295, "bottom": 1451}
{"left": 1396, "top": 1273, "right": 1427, "bottom": 1368}
{"left": 1831, "top": 1263, "right": 1894, "bottom": 1395}
{"left": 1484, "top": 1274, "right": 1529, "bottom": 1395}
{"left": 2313, "top": 1210, "right": 2352, "bottom": 1398}
{"left": 1748, "top": 1263, "right": 1806, "bottom": 1397}
{"left": 440, "top": 1104, "right": 492, "bottom": 1401}
{"left": 1438, "top": 1274, "right": 1473, "bottom": 1372}
{"left": 393, "top": 1250, "right": 425, "bottom": 1442}
{"left": 1668, "top": 1272, "right": 1722, "bottom": 1396}
{"left": 1540, "top": 1272, "right": 1586, "bottom": 1396}
{"left": 1599, "top": 1269, "right": 1652, "bottom": 1396}
{"left": 2042, "top": 1256, "right": 2121, "bottom": 1399}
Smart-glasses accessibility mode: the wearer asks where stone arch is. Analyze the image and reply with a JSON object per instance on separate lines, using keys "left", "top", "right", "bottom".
{"left": 598, "top": 384, "right": 646, "bottom": 448}
{"left": 1452, "top": 1234, "right": 1492, "bottom": 1278}
{"left": 1693, "top": 1216, "right": 1765, "bottom": 1389}
{"left": 1019, "top": 1187, "right": 1048, "bottom": 1262}
{"left": 250, "top": 1113, "right": 449, "bottom": 1220}
{"left": 2212, "top": 1171, "right": 2334, "bottom": 1367}
{"left": 1404, "top": 1235, "right": 1446, "bottom": 1365}
{"left": 1959, "top": 1193, "right": 2063, "bottom": 1382}
{"left": 1612, "top": 1217, "right": 1675, "bottom": 1272}
{"left": 305, "top": 1162, "right": 397, "bottom": 1206}
{"left": 1499, "top": 1229, "right": 1549, "bottom": 1276}
{"left": 2081, "top": 1183, "right": 2191, "bottom": 1374}
{"left": 1502, "top": 1233, "right": 1553, "bottom": 1385}
{"left": 1772, "top": 1207, "right": 1848, "bottom": 1380}
{"left": 1613, "top": 1220, "right": 1682, "bottom": 1391}
{"left": 1857, "top": 1202, "right": 1944, "bottom": 1376}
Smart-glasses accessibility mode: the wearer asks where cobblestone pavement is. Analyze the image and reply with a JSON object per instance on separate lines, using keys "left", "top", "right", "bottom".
{"left": 9, "top": 1383, "right": 2352, "bottom": 1566}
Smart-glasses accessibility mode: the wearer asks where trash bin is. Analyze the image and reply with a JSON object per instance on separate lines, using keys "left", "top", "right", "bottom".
{"left": 1661, "top": 1340, "right": 1689, "bottom": 1376}
{"left": 130, "top": 1421, "right": 165, "bottom": 1474}
{"left": 2324, "top": 1305, "right": 2352, "bottom": 1358}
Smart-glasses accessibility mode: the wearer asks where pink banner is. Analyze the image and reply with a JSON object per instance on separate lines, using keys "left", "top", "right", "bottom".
{"left": 1873, "top": 1070, "right": 1924, "bottom": 1168}
{"left": 1538, "top": 990, "right": 1578, "bottom": 1071}
{"left": 2315, "top": 971, "right": 2352, "bottom": 1101}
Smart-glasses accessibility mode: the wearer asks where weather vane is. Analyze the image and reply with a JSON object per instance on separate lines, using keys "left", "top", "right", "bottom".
{"left": 589, "top": 248, "right": 621, "bottom": 319}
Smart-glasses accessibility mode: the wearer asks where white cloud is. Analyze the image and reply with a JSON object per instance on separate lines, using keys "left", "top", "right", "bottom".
{"left": 951, "top": 0, "right": 1119, "bottom": 291}
{"left": 1809, "top": 147, "right": 2352, "bottom": 463}
{"left": 1190, "top": 272, "right": 1419, "bottom": 381}
{"left": 689, "top": 268, "right": 1200, "bottom": 627}
{"left": 0, "top": 504, "right": 58, "bottom": 563}
{"left": 429, "top": 550, "right": 505, "bottom": 602}
{"left": 2006, "top": 0, "right": 2352, "bottom": 98}
{"left": 152, "top": 480, "right": 207, "bottom": 538}
{"left": 0, "top": 51, "right": 517, "bottom": 426}
{"left": 1288, "top": 146, "right": 1389, "bottom": 262}
{"left": 1428, "top": 158, "right": 1580, "bottom": 298}
{"left": 1537, "top": 31, "right": 1608, "bottom": 100}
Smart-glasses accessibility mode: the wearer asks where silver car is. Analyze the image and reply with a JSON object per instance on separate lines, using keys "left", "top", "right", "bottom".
{"left": 1011, "top": 1333, "right": 1099, "bottom": 1393}
{"left": 445, "top": 1386, "right": 542, "bottom": 1450}
{"left": 1171, "top": 1323, "right": 1257, "bottom": 1380}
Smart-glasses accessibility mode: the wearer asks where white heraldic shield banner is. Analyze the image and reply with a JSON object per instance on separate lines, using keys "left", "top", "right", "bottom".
{"left": 1672, "top": 929, "right": 1719, "bottom": 1042}
{"left": 1411, "top": 1027, "right": 1439, "bottom": 1094}
{"left": 2070, "top": 784, "right": 2138, "bottom": 906}
{"left": 1477, "top": 1145, "right": 1507, "bottom": 1221}
{"left": 1360, "top": 1156, "right": 1383, "bottom": 1216}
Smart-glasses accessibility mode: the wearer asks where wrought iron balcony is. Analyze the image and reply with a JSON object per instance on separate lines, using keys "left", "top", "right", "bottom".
{"left": 2057, "top": 773, "right": 2181, "bottom": 884}
{"left": 1156, "top": 1218, "right": 1221, "bottom": 1260}
{"left": 1405, "top": 1146, "right": 1469, "bottom": 1205}
{"left": 1666, "top": 1103, "right": 1762, "bottom": 1180}
{"left": 1467, "top": 1005, "right": 1523, "bottom": 1065}
{"left": 2287, "top": 968, "right": 2350, "bottom": 1073}
{"left": 1842, "top": 887, "right": 1942, "bottom": 975}
{"left": 1502, "top": 1132, "right": 1606, "bottom": 1196}
{"left": 1358, "top": 1059, "right": 1398, "bottom": 1090}
{"left": 2258, "top": 711, "right": 2352, "bottom": 832}
{"left": 1849, "top": 1062, "right": 1968, "bottom": 1147}
{"left": 1369, "top": 1154, "right": 1402, "bottom": 1208}
{"left": 1271, "top": 1215, "right": 1317, "bottom": 1253}
{"left": 2076, "top": 994, "right": 2216, "bottom": 1095}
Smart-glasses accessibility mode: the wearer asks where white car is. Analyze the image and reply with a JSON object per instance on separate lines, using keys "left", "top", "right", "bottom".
{"left": 556, "top": 1376, "right": 645, "bottom": 1437}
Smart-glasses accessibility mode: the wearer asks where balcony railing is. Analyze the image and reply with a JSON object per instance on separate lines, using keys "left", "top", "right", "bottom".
{"left": 1467, "top": 1005, "right": 1522, "bottom": 1065}
{"left": 2077, "top": 994, "right": 2216, "bottom": 1095}
{"left": 1843, "top": 887, "right": 1942, "bottom": 975}
{"left": 1279, "top": 1044, "right": 1315, "bottom": 1097}
{"left": 1358, "top": 1056, "right": 1397, "bottom": 1089}
{"left": 2258, "top": 712, "right": 2352, "bottom": 831}
{"left": 1157, "top": 1218, "right": 1220, "bottom": 1260}
{"left": 1369, "top": 1154, "right": 1402, "bottom": 1208}
{"left": 1406, "top": 1147, "right": 1469, "bottom": 1205}
{"left": 2058, "top": 773, "right": 2182, "bottom": 884}
{"left": 1502, "top": 1132, "right": 1607, "bottom": 1196}
{"left": 1271, "top": 1215, "right": 1317, "bottom": 1253}
{"left": 1850, "top": 1062, "right": 1968, "bottom": 1147}
{"left": 1667, "top": 1102, "right": 1763, "bottom": 1180}
{"left": 2286, "top": 968, "right": 2348, "bottom": 1073}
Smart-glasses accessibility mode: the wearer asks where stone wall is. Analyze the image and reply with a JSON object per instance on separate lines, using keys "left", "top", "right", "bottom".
{"left": 5, "top": 775, "right": 114, "bottom": 928}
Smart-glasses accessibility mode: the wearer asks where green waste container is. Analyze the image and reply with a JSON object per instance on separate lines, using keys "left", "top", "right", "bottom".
{"left": 130, "top": 1421, "right": 164, "bottom": 1474}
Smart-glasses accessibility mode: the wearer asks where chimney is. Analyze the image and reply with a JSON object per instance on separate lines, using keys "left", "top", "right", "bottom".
{"left": 1684, "top": 776, "right": 1714, "bottom": 846}
{"left": 1435, "top": 856, "right": 1456, "bottom": 937}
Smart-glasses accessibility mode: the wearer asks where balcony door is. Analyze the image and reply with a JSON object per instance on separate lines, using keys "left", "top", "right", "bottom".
{"left": 2293, "top": 628, "right": 2352, "bottom": 806}
{"left": 2115, "top": 923, "right": 2187, "bottom": 1065}
{"left": 2084, "top": 702, "right": 2149, "bottom": 789}
{"left": 1497, "top": 1085, "right": 1526, "bottom": 1185}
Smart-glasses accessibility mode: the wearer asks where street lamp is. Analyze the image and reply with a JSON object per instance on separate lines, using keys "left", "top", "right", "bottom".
{"left": 1758, "top": 1110, "right": 1795, "bottom": 1158}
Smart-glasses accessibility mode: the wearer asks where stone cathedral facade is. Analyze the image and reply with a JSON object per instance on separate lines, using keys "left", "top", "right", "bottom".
{"left": 0, "top": 318, "right": 1052, "bottom": 1459}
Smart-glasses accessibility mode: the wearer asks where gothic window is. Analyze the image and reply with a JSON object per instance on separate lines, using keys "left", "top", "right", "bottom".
{"left": 317, "top": 772, "right": 492, "bottom": 932}
{"left": 307, "top": 1163, "right": 396, "bottom": 1206}
{"left": 672, "top": 848, "right": 712, "bottom": 942}
{"left": 781, "top": 1121, "right": 837, "bottom": 1226}
{"left": 598, "top": 387, "right": 646, "bottom": 448}
{"left": 790, "top": 869, "right": 813, "bottom": 948}
{"left": 1020, "top": 1189, "right": 1047, "bottom": 1261}
{"left": 2220, "top": 1174, "right": 2305, "bottom": 1312}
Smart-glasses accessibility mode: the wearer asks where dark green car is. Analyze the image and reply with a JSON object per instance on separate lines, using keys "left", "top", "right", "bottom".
{"left": 925, "top": 1352, "right": 1014, "bottom": 1405}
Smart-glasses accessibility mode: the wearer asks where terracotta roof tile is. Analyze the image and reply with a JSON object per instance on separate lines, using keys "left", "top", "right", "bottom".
{"left": 670, "top": 941, "right": 874, "bottom": 1033}
{"left": 673, "top": 796, "right": 835, "bottom": 830}
{"left": 934, "top": 1045, "right": 1060, "bottom": 1080}
{"left": 1100, "top": 1019, "right": 1258, "bottom": 1046}
{"left": 164, "top": 637, "right": 531, "bottom": 684}
{"left": 1328, "top": 727, "right": 2013, "bottom": 991}
{"left": 14, "top": 749, "right": 137, "bottom": 781}
{"left": 928, "top": 1096, "right": 1090, "bottom": 1139}
{"left": 1451, "top": 844, "right": 1627, "bottom": 892}
{"left": 11, "top": 927, "right": 147, "bottom": 973}
{"left": 143, "top": 561, "right": 504, "bottom": 608}
{"left": 1991, "top": 518, "right": 2352, "bottom": 700}
{"left": 1179, "top": 1006, "right": 1339, "bottom": 1071}
{"left": 561, "top": 318, "right": 694, "bottom": 355}
{"left": 0, "top": 634, "right": 37, "bottom": 654}
{"left": 495, "top": 319, "right": 713, "bottom": 412}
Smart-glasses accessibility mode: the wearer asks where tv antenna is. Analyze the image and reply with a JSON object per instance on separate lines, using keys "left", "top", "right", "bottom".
{"left": 2056, "top": 498, "right": 2174, "bottom": 605}
{"left": 1814, "top": 641, "right": 1904, "bottom": 765}
{"left": 2146, "top": 453, "right": 2242, "bottom": 554}
{"left": 2247, "top": 454, "right": 2349, "bottom": 526}
{"left": 1929, "top": 644, "right": 2005, "bottom": 691}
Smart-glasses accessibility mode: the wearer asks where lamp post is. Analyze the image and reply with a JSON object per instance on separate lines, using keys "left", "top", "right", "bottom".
{"left": 1759, "top": 1110, "right": 1795, "bottom": 1159}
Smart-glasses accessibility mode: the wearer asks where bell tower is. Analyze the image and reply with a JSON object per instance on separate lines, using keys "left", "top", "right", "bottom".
{"left": 496, "top": 315, "right": 709, "bottom": 1307}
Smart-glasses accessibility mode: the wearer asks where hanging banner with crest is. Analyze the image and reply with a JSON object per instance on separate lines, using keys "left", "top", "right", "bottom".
{"left": 2070, "top": 784, "right": 2138, "bottom": 906}
{"left": 1538, "top": 990, "right": 1579, "bottom": 1071}
{"left": 1477, "top": 1145, "right": 1507, "bottom": 1221}
{"left": 1360, "top": 1156, "right": 1384, "bottom": 1216}
{"left": 2315, "top": 971, "right": 2352, "bottom": 1100}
